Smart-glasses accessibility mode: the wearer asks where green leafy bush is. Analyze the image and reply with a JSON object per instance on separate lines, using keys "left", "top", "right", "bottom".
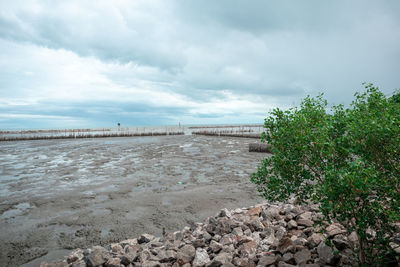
{"left": 251, "top": 83, "right": 400, "bottom": 265}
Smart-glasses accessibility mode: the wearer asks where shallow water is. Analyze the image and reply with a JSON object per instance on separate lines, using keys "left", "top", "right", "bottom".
{"left": 0, "top": 135, "right": 269, "bottom": 266}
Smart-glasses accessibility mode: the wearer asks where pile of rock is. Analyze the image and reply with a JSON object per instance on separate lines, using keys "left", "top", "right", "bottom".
{"left": 41, "top": 200, "right": 399, "bottom": 267}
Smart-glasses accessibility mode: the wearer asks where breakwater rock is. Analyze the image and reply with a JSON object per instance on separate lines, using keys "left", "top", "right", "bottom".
{"left": 40, "top": 200, "right": 399, "bottom": 267}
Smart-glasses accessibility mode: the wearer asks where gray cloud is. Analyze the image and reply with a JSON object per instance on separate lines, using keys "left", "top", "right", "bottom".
{"left": 0, "top": 0, "right": 399, "bottom": 129}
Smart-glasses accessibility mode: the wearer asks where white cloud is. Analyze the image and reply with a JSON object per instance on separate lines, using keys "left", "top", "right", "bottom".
{"left": 0, "top": 0, "right": 399, "bottom": 128}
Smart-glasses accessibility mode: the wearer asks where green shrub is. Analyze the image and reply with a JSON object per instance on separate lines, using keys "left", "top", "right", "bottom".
{"left": 251, "top": 83, "right": 400, "bottom": 265}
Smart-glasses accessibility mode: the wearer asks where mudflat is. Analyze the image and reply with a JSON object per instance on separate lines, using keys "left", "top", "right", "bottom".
{"left": 0, "top": 135, "right": 267, "bottom": 266}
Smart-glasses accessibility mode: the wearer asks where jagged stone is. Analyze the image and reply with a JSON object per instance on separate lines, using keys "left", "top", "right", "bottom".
{"left": 156, "top": 250, "right": 177, "bottom": 263}
{"left": 262, "top": 206, "right": 280, "bottom": 220}
{"left": 287, "top": 220, "right": 297, "bottom": 229}
{"left": 67, "top": 249, "right": 84, "bottom": 264}
{"left": 282, "top": 252, "right": 294, "bottom": 263}
{"left": 347, "top": 231, "right": 358, "bottom": 248}
{"left": 193, "top": 238, "right": 206, "bottom": 248}
{"left": 258, "top": 255, "right": 276, "bottom": 265}
{"left": 294, "top": 237, "right": 307, "bottom": 246}
{"left": 138, "top": 234, "right": 155, "bottom": 244}
{"left": 317, "top": 242, "right": 334, "bottom": 264}
{"left": 277, "top": 262, "right": 297, "bottom": 267}
{"left": 142, "top": 260, "right": 161, "bottom": 267}
{"left": 297, "top": 211, "right": 312, "bottom": 221}
{"left": 308, "top": 233, "right": 324, "bottom": 247}
{"left": 119, "top": 252, "right": 138, "bottom": 265}
{"left": 209, "top": 252, "right": 232, "bottom": 266}
{"left": 210, "top": 240, "right": 223, "bottom": 253}
{"left": 326, "top": 223, "right": 346, "bottom": 238}
{"left": 297, "top": 219, "right": 313, "bottom": 227}
{"left": 233, "top": 257, "right": 255, "bottom": 267}
{"left": 246, "top": 206, "right": 262, "bottom": 216}
{"left": 219, "top": 208, "right": 232, "bottom": 218}
{"left": 120, "top": 238, "right": 138, "bottom": 246}
{"left": 294, "top": 248, "right": 311, "bottom": 265}
{"left": 105, "top": 257, "right": 121, "bottom": 267}
{"left": 85, "top": 246, "right": 110, "bottom": 267}
{"left": 70, "top": 260, "right": 86, "bottom": 267}
{"left": 220, "top": 235, "right": 234, "bottom": 246}
{"left": 221, "top": 244, "right": 235, "bottom": 253}
{"left": 177, "top": 244, "right": 196, "bottom": 264}
{"left": 193, "top": 248, "right": 210, "bottom": 267}
{"left": 232, "top": 227, "right": 244, "bottom": 236}
{"left": 239, "top": 240, "right": 258, "bottom": 257}
{"left": 278, "top": 237, "right": 295, "bottom": 254}
{"left": 111, "top": 243, "right": 124, "bottom": 254}
{"left": 332, "top": 234, "right": 349, "bottom": 250}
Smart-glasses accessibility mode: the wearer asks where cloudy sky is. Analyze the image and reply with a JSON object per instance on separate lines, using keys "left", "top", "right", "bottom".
{"left": 0, "top": 0, "right": 399, "bottom": 129}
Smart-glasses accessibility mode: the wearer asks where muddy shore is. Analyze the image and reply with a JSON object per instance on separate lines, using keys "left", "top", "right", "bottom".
{"left": 0, "top": 135, "right": 267, "bottom": 266}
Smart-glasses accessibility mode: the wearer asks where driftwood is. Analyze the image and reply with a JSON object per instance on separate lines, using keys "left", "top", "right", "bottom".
{"left": 249, "top": 143, "right": 271, "bottom": 153}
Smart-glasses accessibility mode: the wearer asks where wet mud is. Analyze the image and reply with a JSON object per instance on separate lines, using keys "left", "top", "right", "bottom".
{"left": 0, "top": 135, "right": 268, "bottom": 266}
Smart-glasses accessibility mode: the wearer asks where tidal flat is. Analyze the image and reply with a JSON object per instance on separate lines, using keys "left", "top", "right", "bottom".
{"left": 0, "top": 135, "right": 267, "bottom": 266}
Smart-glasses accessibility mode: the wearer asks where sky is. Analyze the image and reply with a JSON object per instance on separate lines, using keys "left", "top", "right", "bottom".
{"left": 0, "top": 0, "right": 400, "bottom": 129}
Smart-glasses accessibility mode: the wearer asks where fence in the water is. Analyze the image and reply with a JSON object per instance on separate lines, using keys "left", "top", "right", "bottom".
{"left": 0, "top": 125, "right": 265, "bottom": 141}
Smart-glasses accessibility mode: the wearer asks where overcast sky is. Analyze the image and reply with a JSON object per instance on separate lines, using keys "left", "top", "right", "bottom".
{"left": 0, "top": 0, "right": 399, "bottom": 129}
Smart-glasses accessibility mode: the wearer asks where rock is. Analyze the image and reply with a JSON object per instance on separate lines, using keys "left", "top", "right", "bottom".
{"left": 297, "top": 219, "right": 313, "bottom": 227}
{"left": 308, "top": 233, "right": 324, "bottom": 247}
{"left": 278, "top": 237, "right": 295, "bottom": 254}
{"left": 297, "top": 211, "right": 312, "bottom": 221}
{"left": 287, "top": 220, "right": 297, "bottom": 229}
{"left": 326, "top": 223, "right": 346, "bottom": 238}
{"left": 125, "top": 244, "right": 140, "bottom": 254}
{"left": 193, "top": 248, "right": 210, "bottom": 267}
{"left": 193, "top": 238, "right": 206, "bottom": 248}
{"left": 221, "top": 244, "right": 235, "bottom": 253}
{"left": 258, "top": 255, "right": 276, "bottom": 265}
{"left": 239, "top": 240, "right": 258, "bottom": 257}
{"left": 110, "top": 243, "right": 124, "bottom": 254}
{"left": 213, "top": 234, "right": 222, "bottom": 242}
{"left": 235, "top": 235, "right": 253, "bottom": 246}
{"left": 105, "top": 257, "right": 121, "bottom": 267}
{"left": 119, "top": 252, "right": 138, "bottom": 265}
{"left": 294, "top": 248, "right": 311, "bottom": 265}
{"left": 232, "top": 227, "right": 244, "bottom": 236}
{"left": 138, "top": 234, "right": 155, "bottom": 244}
{"left": 120, "top": 238, "right": 138, "bottom": 246}
{"left": 347, "top": 231, "right": 359, "bottom": 248}
{"left": 220, "top": 235, "right": 234, "bottom": 246}
{"left": 156, "top": 250, "right": 177, "bottom": 263}
{"left": 275, "top": 226, "right": 287, "bottom": 240}
{"left": 219, "top": 208, "right": 232, "bottom": 218}
{"left": 247, "top": 217, "right": 264, "bottom": 232}
{"left": 282, "top": 252, "right": 294, "bottom": 263}
{"left": 277, "top": 262, "right": 297, "bottom": 267}
{"left": 67, "top": 249, "right": 84, "bottom": 264}
{"left": 210, "top": 240, "right": 223, "bottom": 253}
{"left": 317, "top": 242, "right": 334, "bottom": 264}
{"left": 332, "top": 234, "right": 349, "bottom": 250}
{"left": 209, "top": 252, "right": 232, "bottom": 266}
{"left": 85, "top": 246, "right": 110, "bottom": 267}
{"left": 246, "top": 206, "right": 262, "bottom": 216}
{"left": 70, "top": 260, "right": 86, "bottom": 267}
{"left": 142, "top": 261, "right": 161, "bottom": 267}
{"left": 233, "top": 257, "right": 255, "bottom": 267}
{"left": 177, "top": 244, "right": 196, "bottom": 264}
{"left": 262, "top": 207, "right": 280, "bottom": 220}
{"left": 260, "top": 228, "right": 275, "bottom": 245}
{"left": 294, "top": 237, "right": 307, "bottom": 246}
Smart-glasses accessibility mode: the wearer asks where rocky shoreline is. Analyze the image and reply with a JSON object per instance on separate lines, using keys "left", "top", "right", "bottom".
{"left": 40, "top": 199, "right": 399, "bottom": 267}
